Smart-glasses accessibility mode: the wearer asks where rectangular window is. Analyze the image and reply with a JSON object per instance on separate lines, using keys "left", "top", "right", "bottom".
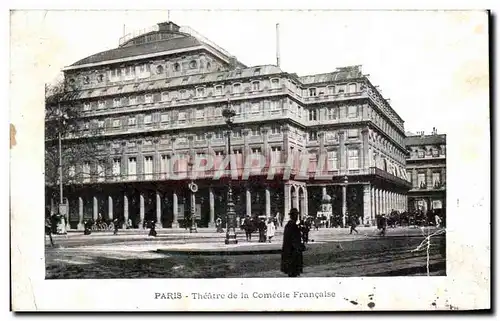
{"left": 82, "top": 161, "right": 91, "bottom": 182}
{"left": 145, "top": 94, "right": 153, "bottom": 103}
{"left": 196, "top": 109, "right": 205, "bottom": 119}
{"left": 432, "top": 149, "right": 440, "bottom": 157}
{"left": 68, "top": 165, "right": 75, "bottom": 179}
{"left": 251, "top": 103, "right": 260, "bottom": 114}
{"left": 252, "top": 81, "right": 260, "bottom": 91}
{"left": 233, "top": 83, "right": 241, "bottom": 94}
{"left": 83, "top": 102, "right": 91, "bottom": 111}
{"left": 129, "top": 96, "right": 136, "bottom": 105}
{"left": 128, "top": 157, "right": 137, "bottom": 180}
{"left": 196, "top": 133, "right": 204, "bottom": 141}
{"left": 97, "top": 161, "right": 105, "bottom": 181}
{"left": 196, "top": 87, "right": 205, "bottom": 97}
{"left": 178, "top": 111, "right": 186, "bottom": 123}
{"left": 418, "top": 150, "right": 424, "bottom": 158}
{"left": 113, "top": 98, "right": 121, "bottom": 107}
{"left": 161, "top": 92, "right": 168, "bottom": 101}
{"left": 348, "top": 105, "right": 358, "bottom": 118}
{"left": 144, "top": 156, "right": 153, "bottom": 180}
{"left": 97, "top": 120, "right": 105, "bottom": 128}
{"left": 128, "top": 117, "right": 136, "bottom": 126}
{"left": 160, "top": 155, "right": 170, "bottom": 178}
{"left": 251, "top": 147, "right": 261, "bottom": 154}
{"left": 215, "top": 131, "right": 223, "bottom": 139}
{"left": 271, "top": 126, "right": 281, "bottom": 134}
{"left": 160, "top": 113, "right": 169, "bottom": 122}
{"left": 309, "top": 131, "right": 318, "bottom": 141}
{"left": 271, "top": 146, "right": 281, "bottom": 163}
{"left": 112, "top": 159, "right": 121, "bottom": 176}
{"left": 328, "top": 86, "right": 335, "bottom": 95}
{"left": 348, "top": 149, "right": 359, "bottom": 169}
{"left": 252, "top": 128, "right": 260, "bottom": 136}
{"left": 232, "top": 130, "right": 241, "bottom": 138}
{"left": 432, "top": 172, "right": 441, "bottom": 187}
{"left": 215, "top": 86, "right": 223, "bottom": 96}
{"left": 215, "top": 150, "right": 225, "bottom": 156}
{"left": 233, "top": 149, "right": 242, "bottom": 155}
{"left": 328, "top": 150, "right": 338, "bottom": 170}
{"left": 328, "top": 108, "right": 337, "bottom": 120}
{"left": 98, "top": 101, "right": 105, "bottom": 109}
{"left": 112, "top": 119, "right": 120, "bottom": 128}
{"left": 309, "top": 109, "right": 317, "bottom": 121}
{"left": 348, "top": 83, "right": 357, "bottom": 93}
{"left": 417, "top": 173, "right": 426, "bottom": 188}
{"left": 348, "top": 129, "right": 358, "bottom": 138}
{"left": 144, "top": 115, "right": 152, "bottom": 124}
{"left": 270, "top": 100, "right": 280, "bottom": 111}
{"left": 309, "top": 88, "right": 317, "bottom": 97}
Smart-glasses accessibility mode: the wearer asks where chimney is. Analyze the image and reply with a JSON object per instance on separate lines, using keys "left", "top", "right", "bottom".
{"left": 158, "top": 21, "right": 180, "bottom": 32}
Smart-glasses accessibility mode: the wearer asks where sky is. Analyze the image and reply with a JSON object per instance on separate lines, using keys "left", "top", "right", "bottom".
{"left": 12, "top": 9, "right": 488, "bottom": 135}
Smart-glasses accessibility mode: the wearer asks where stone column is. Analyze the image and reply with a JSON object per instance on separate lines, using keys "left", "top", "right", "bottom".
{"left": 370, "top": 186, "right": 375, "bottom": 222}
{"left": 265, "top": 186, "right": 271, "bottom": 218}
{"left": 284, "top": 183, "right": 291, "bottom": 222}
{"left": 299, "top": 188, "right": 307, "bottom": 218}
{"left": 342, "top": 184, "right": 347, "bottom": 227}
{"left": 363, "top": 184, "right": 371, "bottom": 226}
{"left": 246, "top": 187, "right": 252, "bottom": 217}
{"left": 293, "top": 187, "right": 300, "bottom": 211}
{"left": 93, "top": 196, "right": 98, "bottom": 220}
{"left": 376, "top": 189, "right": 380, "bottom": 216}
{"left": 208, "top": 187, "right": 215, "bottom": 228}
{"left": 172, "top": 191, "right": 179, "bottom": 228}
{"left": 78, "top": 196, "right": 84, "bottom": 229}
{"left": 108, "top": 196, "right": 113, "bottom": 220}
{"left": 156, "top": 191, "right": 162, "bottom": 228}
{"left": 139, "top": 193, "right": 145, "bottom": 229}
{"left": 123, "top": 193, "right": 129, "bottom": 229}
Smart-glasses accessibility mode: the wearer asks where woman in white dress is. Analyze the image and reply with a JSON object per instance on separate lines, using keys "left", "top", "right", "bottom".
{"left": 266, "top": 218, "right": 276, "bottom": 243}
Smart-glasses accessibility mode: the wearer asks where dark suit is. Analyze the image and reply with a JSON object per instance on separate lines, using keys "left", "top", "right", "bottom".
{"left": 280, "top": 219, "right": 304, "bottom": 277}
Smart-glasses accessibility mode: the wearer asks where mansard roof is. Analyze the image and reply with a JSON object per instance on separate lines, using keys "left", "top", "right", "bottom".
{"left": 405, "top": 134, "right": 446, "bottom": 146}
{"left": 298, "top": 65, "right": 364, "bottom": 85}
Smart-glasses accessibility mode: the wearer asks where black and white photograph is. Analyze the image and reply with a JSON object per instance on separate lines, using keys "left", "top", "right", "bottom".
{"left": 10, "top": 7, "right": 490, "bottom": 311}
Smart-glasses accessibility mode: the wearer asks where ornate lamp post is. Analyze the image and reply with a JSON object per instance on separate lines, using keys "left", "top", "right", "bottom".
{"left": 222, "top": 99, "right": 238, "bottom": 244}
{"left": 187, "top": 159, "right": 198, "bottom": 233}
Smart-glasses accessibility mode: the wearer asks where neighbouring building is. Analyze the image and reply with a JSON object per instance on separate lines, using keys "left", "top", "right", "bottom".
{"left": 405, "top": 128, "right": 447, "bottom": 215}
{"left": 46, "top": 21, "right": 413, "bottom": 230}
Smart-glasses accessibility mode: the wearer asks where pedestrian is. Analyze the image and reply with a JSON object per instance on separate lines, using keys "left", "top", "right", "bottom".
{"left": 83, "top": 220, "right": 92, "bottom": 235}
{"left": 45, "top": 217, "right": 54, "bottom": 246}
{"left": 349, "top": 215, "right": 359, "bottom": 234}
{"left": 299, "top": 219, "right": 310, "bottom": 244}
{"left": 216, "top": 217, "right": 223, "bottom": 233}
{"left": 435, "top": 214, "right": 442, "bottom": 228}
{"left": 266, "top": 218, "right": 276, "bottom": 243}
{"left": 148, "top": 220, "right": 157, "bottom": 237}
{"left": 243, "top": 215, "right": 252, "bottom": 241}
{"left": 258, "top": 218, "right": 267, "bottom": 243}
{"left": 280, "top": 208, "right": 305, "bottom": 277}
{"left": 379, "top": 214, "right": 387, "bottom": 236}
{"left": 113, "top": 218, "right": 119, "bottom": 235}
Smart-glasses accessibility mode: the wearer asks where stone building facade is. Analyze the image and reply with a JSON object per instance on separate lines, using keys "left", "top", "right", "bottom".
{"left": 48, "top": 21, "right": 412, "bottom": 229}
{"left": 405, "top": 129, "right": 446, "bottom": 214}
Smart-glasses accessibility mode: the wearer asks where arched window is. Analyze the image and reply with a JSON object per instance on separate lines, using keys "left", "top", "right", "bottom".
{"left": 173, "top": 63, "right": 180, "bottom": 72}
{"left": 156, "top": 65, "right": 164, "bottom": 74}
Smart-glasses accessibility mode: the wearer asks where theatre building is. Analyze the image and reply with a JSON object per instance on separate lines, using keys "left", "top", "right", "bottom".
{"left": 405, "top": 129, "right": 447, "bottom": 215}
{"left": 48, "top": 21, "right": 412, "bottom": 230}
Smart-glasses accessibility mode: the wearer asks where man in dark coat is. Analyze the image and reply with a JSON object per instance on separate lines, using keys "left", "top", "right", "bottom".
{"left": 281, "top": 208, "right": 304, "bottom": 277}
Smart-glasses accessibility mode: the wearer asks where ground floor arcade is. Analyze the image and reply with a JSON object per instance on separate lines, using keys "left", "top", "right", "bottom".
{"left": 48, "top": 172, "right": 411, "bottom": 230}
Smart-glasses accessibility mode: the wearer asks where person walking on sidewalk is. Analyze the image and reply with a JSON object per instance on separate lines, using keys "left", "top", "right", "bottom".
{"left": 349, "top": 215, "right": 359, "bottom": 235}
{"left": 45, "top": 217, "right": 54, "bottom": 247}
{"left": 266, "top": 218, "right": 276, "bottom": 243}
{"left": 113, "top": 218, "right": 119, "bottom": 235}
{"left": 281, "top": 208, "right": 305, "bottom": 278}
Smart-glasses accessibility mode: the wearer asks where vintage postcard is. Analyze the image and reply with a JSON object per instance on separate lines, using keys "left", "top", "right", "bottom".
{"left": 10, "top": 8, "right": 490, "bottom": 311}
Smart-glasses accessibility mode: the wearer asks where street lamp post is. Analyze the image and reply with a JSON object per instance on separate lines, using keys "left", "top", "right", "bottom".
{"left": 187, "top": 159, "right": 198, "bottom": 233}
{"left": 222, "top": 99, "right": 238, "bottom": 244}
{"left": 342, "top": 175, "right": 348, "bottom": 228}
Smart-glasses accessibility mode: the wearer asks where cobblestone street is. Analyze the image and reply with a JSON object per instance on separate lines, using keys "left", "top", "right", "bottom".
{"left": 45, "top": 227, "right": 446, "bottom": 278}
